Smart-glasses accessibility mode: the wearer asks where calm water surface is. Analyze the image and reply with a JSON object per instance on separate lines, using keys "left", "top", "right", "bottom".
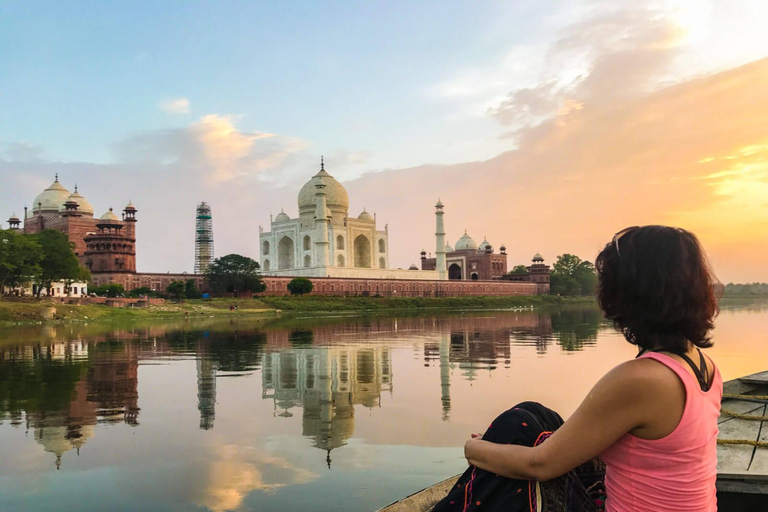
{"left": 1, "top": 302, "right": 766, "bottom": 512}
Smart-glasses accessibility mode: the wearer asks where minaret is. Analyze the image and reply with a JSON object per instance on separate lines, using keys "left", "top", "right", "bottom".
{"left": 435, "top": 200, "right": 447, "bottom": 280}
{"left": 314, "top": 165, "right": 330, "bottom": 268}
{"left": 123, "top": 201, "right": 137, "bottom": 239}
{"left": 439, "top": 332, "right": 451, "bottom": 421}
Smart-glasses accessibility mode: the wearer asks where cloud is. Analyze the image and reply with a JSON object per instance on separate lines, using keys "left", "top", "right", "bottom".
{"left": 347, "top": 53, "right": 768, "bottom": 283}
{"left": 195, "top": 444, "right": 316, "bottom": 512}
{"left": 159, "top": 98, "right": 191, "bottom": 114}
{"left": 111, "top": 114, "right": 311, "bottom": 183}
{"left": 3, "top": 142, "right": 47, "bottom": 163}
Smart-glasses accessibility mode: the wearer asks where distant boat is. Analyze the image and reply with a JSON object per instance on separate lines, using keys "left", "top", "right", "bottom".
{"left": 377, "top": 370, "right": 768, "bottom": 511}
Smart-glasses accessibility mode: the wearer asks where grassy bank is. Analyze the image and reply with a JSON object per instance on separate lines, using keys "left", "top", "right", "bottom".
{"left": 0, "top": 298, "right": 277, "bottom": 327}
{"left": 258, "top": 294, "right": 593, "bottom": 312}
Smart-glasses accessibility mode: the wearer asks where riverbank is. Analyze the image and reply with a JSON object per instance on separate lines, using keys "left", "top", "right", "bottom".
{"left": 0, "top": 294, "right": 594, "bottom": 326}
{"left": 257, "top": 294, "right": 592, "bottom": 312}
{"left": 0, "top": 298, "right": 277, "bottom": 327}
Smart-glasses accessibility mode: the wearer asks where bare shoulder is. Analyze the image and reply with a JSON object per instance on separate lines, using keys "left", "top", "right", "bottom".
{"left": 596, "top": 358, "right": 682, "bottom": 398}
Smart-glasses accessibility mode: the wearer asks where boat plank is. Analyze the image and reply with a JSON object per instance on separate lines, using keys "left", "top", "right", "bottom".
{"left": 740, "top": 371, "right": 768, "bottom": 386}
{"left": 717, "top": 405, "right": 765, "bottom": 475}
{"left": 376, "top": 476, "right": 459, "bottom": 512}
{"left": 747, "top": 412, "right": 768, "bottom": 474}
{"left": 718, "top": 401, "right": 765, "bottom": 425}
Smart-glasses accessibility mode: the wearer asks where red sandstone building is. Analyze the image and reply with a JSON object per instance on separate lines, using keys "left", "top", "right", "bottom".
{"left": 7, "top": 176, "right": 203, "bottom": 293}
{"left": 420, "top": 231, "right": 508, "bottom": 280}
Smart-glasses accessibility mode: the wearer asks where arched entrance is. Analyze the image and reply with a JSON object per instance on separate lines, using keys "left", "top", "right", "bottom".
{"left": 471, "top": 273, "right": 479, "bottom": 280}
{"left": 354, "top": 235, "right": 371, "bottom": 268}
{"left": 448, "top": 263, "right": 462, "bottom": 280}
{"left": 278, "top": 236, "right": 295, "bottom": 270}
{"left": 337, "top": 254, "right": 345, "bottom": 267}
{"left": 304, "top": 255, "right": 311, "bottom": 267}
{"left": 379, "top": 257, "right": 386, "bottom": 269}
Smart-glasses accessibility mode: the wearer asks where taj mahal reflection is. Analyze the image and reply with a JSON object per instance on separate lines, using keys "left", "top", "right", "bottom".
{"left": 261, "top": 345, "right": 392, "bottom": 467}
{"left": 0, "top": 307, "right": 601, "bottom": 473}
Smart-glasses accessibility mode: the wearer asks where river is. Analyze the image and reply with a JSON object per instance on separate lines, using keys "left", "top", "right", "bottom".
{"left": 0, "top": 300, "right": 766, "bottom": 512}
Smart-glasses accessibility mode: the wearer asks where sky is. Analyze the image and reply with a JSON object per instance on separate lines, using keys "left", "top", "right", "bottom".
{"left": 1, "top": 0, "right": 767, "bottom": 282}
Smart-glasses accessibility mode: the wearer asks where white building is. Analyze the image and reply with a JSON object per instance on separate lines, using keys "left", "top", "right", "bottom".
{"left": 259, "top": 159, "right": 446, "bottom": 280}
{"left": 2, "top": 280, "right": 88, "bottom": 298}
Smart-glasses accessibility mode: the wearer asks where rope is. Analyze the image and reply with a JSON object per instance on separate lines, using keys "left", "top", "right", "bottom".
{"left": 720, "top": 409, "right": 768, "bottom": 421}
{"left": 717, "top": 439, "right": 768, "bottom": 448}
{"left": 723, "top": 392, "right": 768, "bottom": 401}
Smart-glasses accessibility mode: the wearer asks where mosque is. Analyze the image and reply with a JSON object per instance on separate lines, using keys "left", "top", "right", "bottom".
{"left": 5, "top": 175, "right": 203, "bottom": 293}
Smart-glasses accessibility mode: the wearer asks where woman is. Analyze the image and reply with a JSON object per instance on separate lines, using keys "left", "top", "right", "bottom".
{"left": 462, "top": 226, "right": 722, "bottom": 511}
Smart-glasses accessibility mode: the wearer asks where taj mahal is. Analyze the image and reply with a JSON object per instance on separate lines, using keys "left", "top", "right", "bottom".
{"left": 259, "top": 158, "right": 446, "bottom": 280}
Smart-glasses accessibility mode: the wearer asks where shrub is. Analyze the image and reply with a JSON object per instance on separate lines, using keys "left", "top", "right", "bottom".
{"left": 287, "top": 277, "right": 314, "bottom": 296}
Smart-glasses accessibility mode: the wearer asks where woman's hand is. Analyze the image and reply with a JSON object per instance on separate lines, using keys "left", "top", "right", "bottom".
{"left": 464, "top": 433, "right": 485, "bottom": 463}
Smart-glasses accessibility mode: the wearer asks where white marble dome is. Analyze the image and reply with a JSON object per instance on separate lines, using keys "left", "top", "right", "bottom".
{"left": 444, "top": 244, "right": 454, "bottom": 253}
{"left": 455, "top": 231, "right": 478, "bottom": 251}
{"left": 358, "top": 209, "right": 374, "bottom": 222}
{"left": 298, "top": 168, "right": 349, "bottom": 213}
{"left": 479, "top": 238, "right": 492, "bottom": 252}
{"left": 100, "top": 208, "right": 120, "bottom": 221}
{"left": 33, "top": 177, "right": 70, "bottom": 212}
{"left": 59, "top": 188, "right": 94, "bottom": 216}
{"left": 274, "top": 211, "right": 290, "bottom": 223}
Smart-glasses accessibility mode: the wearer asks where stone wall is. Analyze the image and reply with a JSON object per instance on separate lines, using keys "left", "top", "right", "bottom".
{"left": 261, "top": 276, "right": 547, "bottom": 297}
{"left": 91, "top": 273, "right": 205, "bottom": 292}
{"left": 262, "top": 266, "right": 441, "bottom": 281}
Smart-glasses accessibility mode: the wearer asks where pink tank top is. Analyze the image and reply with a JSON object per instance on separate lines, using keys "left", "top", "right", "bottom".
{"left": 599, "top": 352, "right": 722, "bottom": 512}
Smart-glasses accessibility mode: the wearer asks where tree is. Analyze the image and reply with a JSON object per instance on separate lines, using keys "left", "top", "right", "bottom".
{"left": 167, "top": 280, "right": 186, "bottom": 300}
{"left": 205, "top": 254, "right": 266, "bottom": 293}
{"left": 90, "top": 283, "right": 125, "bottom": 297}
{"left": 34, "top": 230, "right": 81, "bottom": 297}
{"left": 287, "top": 277, "right": 313, "bottom": 296}
{"left": 550, "top": 254, "right": 597, "bottom": 296}
{"left": 185, "top": 279, "right": 202, "bottom": 299}
{"left": 0, "top": 229, "right": 43, "bottom": 296}
{"left": 129, "top": 286, "right": 154, "bottom": 298}
{"left": 509, "top": 264, "right": 529, "bottom": 274}
{"left": 64, "top": 265, "right": 92, "bottom": 295}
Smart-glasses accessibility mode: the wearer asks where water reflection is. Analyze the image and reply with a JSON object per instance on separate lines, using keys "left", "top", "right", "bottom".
{"left": 0, "top": 341, "right": 139, "bottom": 469}
{"left": 2, "top": 305, "right": 691, "bottom": 511}
{"left": 262, "top": 346, "right": 392, "bottom": 467}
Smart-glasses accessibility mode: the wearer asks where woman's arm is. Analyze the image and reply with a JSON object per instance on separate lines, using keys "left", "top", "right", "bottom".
{"left": 464, "top": 359, "right": 669, "bottom": 481}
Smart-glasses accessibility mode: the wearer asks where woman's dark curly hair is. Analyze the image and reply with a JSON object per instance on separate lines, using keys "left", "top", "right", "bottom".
{"left": 595, "top": 225, "right": 719, "bottom": 354}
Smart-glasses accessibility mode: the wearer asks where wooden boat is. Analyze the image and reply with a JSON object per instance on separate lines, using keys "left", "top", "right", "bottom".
{"left": 376, "top": 371, "right": 768, "bottom": 511}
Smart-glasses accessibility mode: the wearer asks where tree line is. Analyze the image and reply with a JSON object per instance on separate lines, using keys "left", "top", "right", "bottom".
{"left": 0, "top": 229, "right": 90, "bottom": 298}
{"left": 508, "top": 253, "right": 598, "bottom": 296}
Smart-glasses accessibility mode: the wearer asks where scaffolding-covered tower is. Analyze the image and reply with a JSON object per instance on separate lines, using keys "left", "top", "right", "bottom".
{"left": 195, "top": 202, "right": 214, "bottom": 274}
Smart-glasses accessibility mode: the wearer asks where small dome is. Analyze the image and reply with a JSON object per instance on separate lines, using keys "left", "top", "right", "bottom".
{"left": 59, "top": 188, "right": 94, "bottom": 216}
{"left": 533, "top": 253, "right": 544, "bottom": 262}
{"left": 298, "top": 161, "right": 349, "bottom": 214}
{"left": 358, "top": 209, "right": 374, "bottom": 222}
{"left": 455, "top": 231, "right": 478, "bottom": 251}
{"left": 274, "top": 211, "right": 290, "bottom": 223}
{"left": 8, "top": 213, "right": 20, "bottom": 222}
{"left": 435, "top": 199, "right": 444, "bottom": 208}
{"left": 479, "top": 238, "right": 493, "bottom": 252}
{"left": 124, "top": 201, "right": 136, "bottom": 211}
{"left": 100, "top": 208, "right": 120, "bottom": 221}
{"left": 33, "top": 176, "right": 71, "bottom": 212}
{"left": 409, "top": 263, "right": 419, "bottom": 270}
{"left": 444, "top": 244, "right": 455, "bottom": 253}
